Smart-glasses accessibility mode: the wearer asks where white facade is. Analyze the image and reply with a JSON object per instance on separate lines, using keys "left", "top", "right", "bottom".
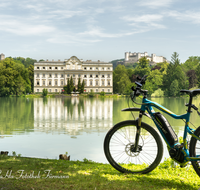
{"left": 125, "top": 52, "right": 167, "bottom": 65}
{"left": 34, "top": 56, "right": 113, "bottom": 93}
{"left": 0, "top": 53, "right": 5, "bottom": 61}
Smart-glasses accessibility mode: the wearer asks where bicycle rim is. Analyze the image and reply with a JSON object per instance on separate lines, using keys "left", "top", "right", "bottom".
{"left": 104, "top": 120, "right": 163, "bottom": 174}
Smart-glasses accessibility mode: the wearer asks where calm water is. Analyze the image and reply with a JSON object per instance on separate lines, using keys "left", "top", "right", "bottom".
{"left": 0, "top": 96, "right": 200, "bottom": 163}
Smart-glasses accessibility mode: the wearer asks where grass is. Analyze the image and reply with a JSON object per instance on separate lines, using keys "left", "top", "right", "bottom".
{"left": 0, "top": 156, "right": 199, "bottom": 190}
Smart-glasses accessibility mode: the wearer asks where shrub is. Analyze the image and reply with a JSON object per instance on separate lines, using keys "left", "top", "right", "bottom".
{"left": 42, "top": 88, "right": 48, "bottom": 96}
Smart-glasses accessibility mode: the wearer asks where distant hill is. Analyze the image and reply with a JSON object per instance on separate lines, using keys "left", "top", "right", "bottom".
{"left": 110, "top": 59, "right": 124, "bottom": 70}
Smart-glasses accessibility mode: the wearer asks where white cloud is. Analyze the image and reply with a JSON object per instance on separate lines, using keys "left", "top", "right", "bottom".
{"left": 167, "top": 10, "right": 200, "bottom": 24}
{"left": 138, "top": 0, "right": 174, "bottom": 8}
{"left": 0, "top": 15, "right": 55, "bottom": 36}
{"left": 122, "top": 14, "right": 166, "bottom": 30}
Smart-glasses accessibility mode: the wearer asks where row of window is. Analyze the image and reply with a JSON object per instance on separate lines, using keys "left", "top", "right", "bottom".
{"left": 36, "top": 74, "right": 111, "bottom": 78}
{"left": 84, "top": 67, "right": 110, "bottom": 70}
{"left": 36, "top": 66, "right": 63, "bottom": 70}
{"left": 36, "top": 66, "right": 111, "bottom": 70}
{"left": 36, "top": 80, "right": 111, "bottom": 86}
{"left": 36, "top": 88, "right": 111, "bottom": 93}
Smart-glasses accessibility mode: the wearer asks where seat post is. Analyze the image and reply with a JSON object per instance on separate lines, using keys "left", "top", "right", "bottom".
{"left": 187, "top": 94, "right": 193, "bottom": 113}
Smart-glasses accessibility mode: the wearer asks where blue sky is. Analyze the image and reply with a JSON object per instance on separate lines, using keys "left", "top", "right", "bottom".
{"left": 1, "top": 0, "right": 200, "bottom": 63}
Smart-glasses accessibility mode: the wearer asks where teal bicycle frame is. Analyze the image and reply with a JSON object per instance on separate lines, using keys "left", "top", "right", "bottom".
{"left": 140, "top": 96, "right": 200, "bottom": 163}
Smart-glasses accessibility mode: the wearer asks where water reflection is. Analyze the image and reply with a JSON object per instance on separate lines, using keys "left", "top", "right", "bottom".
{"left": 34, "top": 97, "right": 113, "bottom": 136}
{"left": 0, "top": 97, "right": 34, "bottom": 136}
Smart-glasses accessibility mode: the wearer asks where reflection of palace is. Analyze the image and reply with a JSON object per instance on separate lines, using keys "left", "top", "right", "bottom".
{"left": 34, "top": 98, "right": 113, "bottom": 135}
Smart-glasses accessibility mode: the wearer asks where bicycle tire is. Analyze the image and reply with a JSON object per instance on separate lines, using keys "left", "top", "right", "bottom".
{"left": 104, "top": 120, "right": 163, "bottom": 174}
{"left": 189, "top": 126, "right": 200, "bottom": 177}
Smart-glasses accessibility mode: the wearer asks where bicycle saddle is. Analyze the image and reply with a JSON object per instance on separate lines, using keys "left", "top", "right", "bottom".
{"left": 180, "top": 89, "right": 200, "bottom": 97}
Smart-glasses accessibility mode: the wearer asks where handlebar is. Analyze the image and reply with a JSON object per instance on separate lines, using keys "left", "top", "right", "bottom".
{"left": 131, "top": 75, "right": 148, "bottom": 99}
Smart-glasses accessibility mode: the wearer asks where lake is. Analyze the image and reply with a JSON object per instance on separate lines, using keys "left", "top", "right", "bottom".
{"left": 0, "top": 96, "right": 200, "bottom": 163}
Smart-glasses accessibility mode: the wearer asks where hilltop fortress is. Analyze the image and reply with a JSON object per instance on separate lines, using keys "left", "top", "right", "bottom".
{"left": 123, "top": 52, "right": 167, "bottom": 66}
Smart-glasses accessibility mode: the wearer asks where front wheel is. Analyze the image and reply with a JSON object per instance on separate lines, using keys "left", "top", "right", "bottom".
{"left": 104, "top": 120, "right": 163, "bottom": 174}
{"left": 189, "top": 126, "right": 200, "bottom": 177}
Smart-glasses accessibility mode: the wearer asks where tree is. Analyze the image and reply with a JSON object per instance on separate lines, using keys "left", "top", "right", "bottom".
{"left": 186, "top": 70, "right": 197, "bottom": 89}
{"left": 113, "top": 64, "right": 131, "bottom": 94}
{"left": 171, "top": 52, "right": 180, "bottom": 66}
{"left": 162, "top": 52, "right": 188, "bottom": 96}
{"left": 170, "top": 80, "right": 179, "bottom": 96}
{"left": 133, "top": 57, "right": 151, "bottom": 78}
{"left": 42, "top": 88, "right": 48, "bottom": 96}
{"left": 77, "top": 78, "right": 82, "bottom": 93}
{"left": 81, "top": 80, "right": 85, "bottom": 93}
{"left": 28, "top": 65, "right": 34, "bottom": 93}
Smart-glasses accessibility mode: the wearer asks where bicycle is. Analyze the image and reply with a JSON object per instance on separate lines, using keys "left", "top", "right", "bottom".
{"left": 104, "top": 75, "right": 200, "bottom": 177}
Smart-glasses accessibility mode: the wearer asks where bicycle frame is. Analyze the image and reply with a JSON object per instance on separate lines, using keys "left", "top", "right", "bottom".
{"left": 139, "top": 96, "right": 200, "bottom": 162}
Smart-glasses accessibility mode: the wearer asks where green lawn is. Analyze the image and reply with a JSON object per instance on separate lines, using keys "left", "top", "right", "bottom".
{"left": 0, "top": 156, "right": 199, "bottom": 190}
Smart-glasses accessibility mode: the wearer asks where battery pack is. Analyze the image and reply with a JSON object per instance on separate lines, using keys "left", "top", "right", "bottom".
{"left": 153, "top": 112, "right": 178, "bottom": 146}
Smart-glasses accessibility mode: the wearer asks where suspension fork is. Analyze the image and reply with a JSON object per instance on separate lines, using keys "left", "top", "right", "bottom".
{"left": 133, "top": 111, "right": 143, "bottom": 152}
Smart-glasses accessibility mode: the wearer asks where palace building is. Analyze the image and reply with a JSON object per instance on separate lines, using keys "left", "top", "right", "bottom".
{"left": 34, "top": 56, "right": 113, "bottom": 93}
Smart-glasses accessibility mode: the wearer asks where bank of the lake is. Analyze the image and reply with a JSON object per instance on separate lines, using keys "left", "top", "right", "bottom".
{"left": 0, "top": 155, "right": 199, "bottom": 190}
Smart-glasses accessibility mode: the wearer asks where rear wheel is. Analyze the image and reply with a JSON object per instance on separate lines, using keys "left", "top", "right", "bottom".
{"left": 104, "top": 120, "right": 163, "bottom": 174}
{"left": 189, "top": 126, "right": 200, "bottom": 177}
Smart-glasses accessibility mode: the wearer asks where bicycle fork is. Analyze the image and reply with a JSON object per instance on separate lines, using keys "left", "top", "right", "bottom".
{"left": 133, "top": 112, "right": 143, "bottom": 152}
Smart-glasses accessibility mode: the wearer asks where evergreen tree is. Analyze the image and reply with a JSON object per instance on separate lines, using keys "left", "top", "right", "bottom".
{"left": 81, "top": 80, "right": 85, "bottom": 93}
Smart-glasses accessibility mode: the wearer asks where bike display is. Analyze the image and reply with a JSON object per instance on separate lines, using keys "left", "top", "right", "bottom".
{"left": 104, "top": 75, "right": 200, "bottom": 177}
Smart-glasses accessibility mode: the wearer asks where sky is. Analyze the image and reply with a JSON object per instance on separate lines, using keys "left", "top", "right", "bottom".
{"left": 1, "top": 0, "right": 200, "bottom": 63}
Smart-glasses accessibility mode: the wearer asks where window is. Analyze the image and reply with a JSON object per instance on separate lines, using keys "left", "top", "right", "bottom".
{"left": 84, "top": 67, "right": 86, "bottom": 70}
{"left": 43, "top": 74, "right": 45, "bottom": 77}
{"left": 43, "top": 67, "right": 45, "bottom": 69}
{"left": 102, "top": 81, "right": 104, "bottom": 85}
{"left": 49, "top": 74, "right": 51, "bottom": 77}
{"left": 67, "top": 74, "right": 70, "bottom": 77}
{"left": 55, "top": 81, "right": 57, "bottom": 85}
{"left": 84, "top": 80, "right": 86, "bottom": 85}
{"left": 90, "top": 67, "right": 92, "bottom": 70}
{"left": 43, "top": 81, "right": 45, "bottom": 85}
{"left": 96, "top": 89, "right": 98, "bottom": 92}
{"left": 73, "top": 74, "right": 75, "bottom": 77}
{"left": 49, "top": 89, "right": 51, "bottom": 92}
{"left": 108, "top": 81, "right": 110, "bottom": 86}
{"left": 37, "top": 74, "right": 39, "bottom": 77}
{"left": 102, "top": 74, "right": 104, "bottom": 78}
{"left": 96, "top": 75, "right": 98, "bottom": 78}
{"left": 37, "top": 89, "right": 39, "bottom": 92}
{"left": 49, "top": 67, "right": 51, "bottom": 69}
{"left": 102, "top": 67, "right": 104, "bottom": 70}
{"left": 55, "top": 74, "right": 57, "bottom": 77}
{"left": 90, "top": 74, "right": 92, "bottom": 78}
{"left": 55, "top": 89, "right": 57, "bottom": 92}
{"left": 96, "top": 81, "right": 98, "bottom": 85}
{"left": 37, "top": 67, "right": 39, "bottom": 69}
{"left": 108, "top": 74, "right": 110, "bottom": 78}
{"left": 61, "top": 67, "right": 63, "bottom": 69}
{"left": 84, "top": 75, "right": 87, "bottom": 78}
{"left": 90, "top": 81, "right": 92, "bottom": 85}
{"left": 78, "top": 74, "right": 81, "bottom": 77}
{"left": 61, "top": 74, "right": 63, "bottom": 77}
{"left": 108, "top": 89, "right": 110, "bottom": 92}
{"left": 49, "top": 81, "right": 51, "bottom": 85}
{"left": 102, "top": 89, "right": 104, "bottom": 92}
{"left": 108, "top": 67, "right": 110, "bottom": 70}
{"left": 37, "top": 81, "right": 39, "bottom": 85}
{"left": 61, "top": 81, "right": 63, "bottom": 85}
{"left": 55, "top": 67, "right": 57, "bottom": 69}
{"left": 96, "top": 67, "right": 98, "bottom": 70}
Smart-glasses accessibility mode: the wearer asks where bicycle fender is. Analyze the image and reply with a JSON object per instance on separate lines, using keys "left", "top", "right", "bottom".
{"left": 121, "top": 107, "right": 151, "bottom": 119}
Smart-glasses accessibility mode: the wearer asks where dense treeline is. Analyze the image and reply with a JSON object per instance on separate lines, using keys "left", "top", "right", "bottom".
{"left": 0, "top": 58, "right": 34, "bottom": 96}
{"left": 1, "top": 52, "right": 200, "bottom": 97}
{"left": 113, "top": 52, "right": 200, "bottom": 96}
